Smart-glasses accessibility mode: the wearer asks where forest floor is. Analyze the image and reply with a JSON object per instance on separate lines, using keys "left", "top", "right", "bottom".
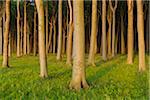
{"left": 0, "top": 54, "right": 149, "bottom": 99}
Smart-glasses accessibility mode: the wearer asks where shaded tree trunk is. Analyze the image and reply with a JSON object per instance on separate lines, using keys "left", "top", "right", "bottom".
{"left": 35, "top": 0, "right": 48, "bottom": 78}
{"left": 121, "top": 15, "right": 125, "bottom": 54}
{"left": 136, "top": 0, "right": 145, "bottom": 71}
{"left": 57, "top": 0, "right": 62, "bottom": 60}
{"left": 48, "top": 20, "right": 52, "bottom": 53}
{"left": 69, "top": 0, "right": 89, "bottom": 91}
{"left": 33, "top": 6, "right": 37, "bottom": 56}
{"left": 88, "top": 0, "right": 97, "bottom": 66}
{"left": 53, "top": 17, "right": 56, "bottom": 54}
{"left": 0, "top": 18, "right": 2, "bottom": 55}
{"left": 2, "top": 0, "right": 10, "bottom": 67}
{"left": 127, "top": 0, "right": 134, "bottom": 64}
{"left": 45, "top": 1, "right": 48, "bottom": 55}
{"left": 20, "top": 20, "right": 23, "bottom": 56}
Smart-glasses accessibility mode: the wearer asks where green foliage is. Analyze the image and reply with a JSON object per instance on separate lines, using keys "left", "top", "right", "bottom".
{"left": 0, "top": 54, "right": 149, "bottom": 99}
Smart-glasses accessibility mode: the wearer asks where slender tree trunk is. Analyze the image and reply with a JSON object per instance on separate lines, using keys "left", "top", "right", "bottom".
{"left": 127, "top": 0, "right": 134, "bottom": 64}
{"left": 8, "top": 33, "right": 11, "bottom": 57}
{"left": 136, "top": 0, "right": 145, "bottom": 71}
{"left": 102, "top": 0, "right": 107, "bottom": 60}
{"left": 17, "top": 0, "right": 20, "bottom": 57}
{"left": 2, "top": 0, "right": 10, "bottom": 67}
{"left": 45, "top": 1, "right": 48, "bottom": 55}
{"left": 23, "top": 0, "right": 27, "bottom": 55}
{"left": 53, "top": 18, "right": 56, "bottom": 54}
{"left": 20, "top": 20, "right": 23, "bottom": 56}
{"left": 57, "top": 0, "right": 62, "bottom": 60}
{"left": 48, "top": 21, "right": 52, "bottom": 53}
{"left": 88, "top": 0, "right": 97, "bottom": 66}
{"left": 33, "top": 7, "right": 37, "bottom": 56}
{"left": 27, "top": 21, "right": 30, "bottom": 54}
{"left": 66, "top": 0, "right": 73, "bottom": 65}
{"left": 35, "top": 0, "right": 48, "bottom": 78}
{"left": 69, "top": 0, "right": 89, "bottom": 91}
{"left": 62, "top": 27, "right": 66, "bottom": 54}
{"left": 121, "top": 15, "right": 125, "bottom": 54}
{"left": 0, "top": 18, "right": 2, "bottom": 55}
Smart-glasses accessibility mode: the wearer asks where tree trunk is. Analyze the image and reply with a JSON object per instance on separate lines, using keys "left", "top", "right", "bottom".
{"left": 2, "top": 0, "right": 10, "bottom": 67}
{"left": 57, "top": 0, "right": 62, "bottom": 60}
{"left": 127, "top": 0, "right": 134, "bottom": 64}
{"left": 136, "top": 0, "right": 145, "bottom": 71}
{"left": 53, "top": 18, "right": 56, "bottom": 54}
{"left": 45, "top": 1, "right": 48, "bottom": 55}
{"left": 88, "top": 0, "right": 97, "bottom": 66}
{"left": 0, "top": 18, "right": 2, "bottom": 55}
{"left": 48, "top": 20, "right": 52, "bottom": 53}
{"left": 35, "top": 0, "right": 48, "bottom": 78}
{"left": 66, "top": 0, "right": 73, "bottom": 65}
{"left": 62, "top": 26, "right": 66, "bottom": 54}
{"left": 102, "top": 0, "right": 107, "bottom": 60}
{"left": 121, "top": 15, "right": 125, "bottom": 54}
{"left": 23, "top": 0, "right": 27, "bottom": 55}
{"left": 27, "top": 21, "right": 30, "bottom": 54}
{"left": 20, "top": 20, "right": 23, "bottom": 56}
{"left": 33, "top": 7, "right": 37, "bottom": 56}
{"left": 17, "top": 0, "right": 20, "bottom": 57}
{"left": 69, "top": 0, "right": 89, "bottom": 91}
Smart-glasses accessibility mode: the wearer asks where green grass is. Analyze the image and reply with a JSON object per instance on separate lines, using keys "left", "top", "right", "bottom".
{"left": 0, "top": 54, "right": 149, "bottom": 99}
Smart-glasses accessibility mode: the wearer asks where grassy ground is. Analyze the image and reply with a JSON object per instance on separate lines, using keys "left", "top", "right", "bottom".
{"left": 0, "top": 54, "right": 149, "bottom": 99}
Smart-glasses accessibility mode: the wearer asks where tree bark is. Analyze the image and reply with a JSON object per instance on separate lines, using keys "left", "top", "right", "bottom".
{"left": 88, "top": 0, "right": 97, "bottom": 66}
{"left": 23, "top": 0, "right": 27, "bottom": 55}
{"left": 69, "top": 0, "right": 89, "bottom": 91}
{"left": 121, "top": 15, "right": 125, "bottom": 54}
{"left": 35, "top": 0, "right": 48, "bottom": 78}
{"left": 53, "top": 17, "right": 56, "bottom": 54}
{"left": 48, "top": 20, "right": 52, "bottom": 53}
{"left": 45, "top": 1, "right": 48, "bottom": 55}
{"left": 0, "top": 18, "right": 2, "bottom": 55}
{"left": 136, "top": 0, "right": 145, "bottom": 71}
{"left": 66, "top": 0, "right": 73, "bottom": 65}
{"left": 2, "top": 0, "right": 10, "bottom": 68}
{"left": 20, "top": 20, "right": 23, "bottom": 56}
{"left": 57, "top": 0, "right": 62, "bottom": 60}
{"left": 33, "top": 6, "right": 37, "bottom": 56}
{"left": 102, "top": 0, "right": 107, "bottom": 60}
{"left": 17, "top": 0, "right": 20, "bottom": 57}
{"left": 127, "top": 0, "right": 134, "bottom": 64}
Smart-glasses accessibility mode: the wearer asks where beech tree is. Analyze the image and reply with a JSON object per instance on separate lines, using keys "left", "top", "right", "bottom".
{"left": 17, "top": 0, "right": 20, "bottom": 57}
{"left": 88, "top": 0, "right": 97, "bottom": 66}
{"left": 2, "top": 0, "right": 10, "bottom": 67}
{"left": 35, "top": 0, "right": 48, "bottom": 78}
{"left": 136, "top": 0, "right": 145, "bottom": 71}
{"left": 33, "top": 6, "right": 37, "bottom": 56}
{"left": 69, "top": 0, "right": 89, "bottom": 91}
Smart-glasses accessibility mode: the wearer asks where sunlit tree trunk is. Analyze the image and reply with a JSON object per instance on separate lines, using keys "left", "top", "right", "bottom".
{"left": 0, "top": 18, "right": 2, "bottom": 55}
{"left": 88, "top": 0, "right": 97, "bottom": 66}
{"left": 121, "top": 15, "right": 125, "bottom": 54}
{"left": 57, "top": 0, "right": 62, "bottom": 60}
{"left": 109, "top": 0, "right": 117, "bottom": 57}
{"left": 66, "top": 0, "right": 73, "bottom": 65}
{"left": 17, "top": 0, "right": 20, "bottom": 57}
{"left": 45, "top": 1, "right": 48, "bottom": 55}
{"left": 35, "top": 0, "right": 48, "bottom": 78}
{"left": 33, "top": 6, "right": 37, "bottom": 56}
{"left": 127, "top": 0, "right": 134, "bottom": 64}
{"left": 69, "top": 0, "right": 89, "bottom": 91}
{"left": 136, "top": 0, "right": 145, "bottom": 71}
{"left": 102, "top": 0, "right": 107, "bottom": 60}
{"left": 107, "top": 6, "right": 112, "bottom": 58}
{"left": 23, "top": 0, "right": 27, "bottom": 55}
{"left": 2, "top": 0, "right": 10, "bottom": 67}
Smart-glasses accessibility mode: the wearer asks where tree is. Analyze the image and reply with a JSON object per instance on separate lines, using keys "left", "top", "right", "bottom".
{"left": 23, "top": 0, "right": 27, "bottom": 55}
{"left": 102, "top": 0, "right": 107, "bottom": 60}
{"left": 17, "top": 0, "right": 20, "bottom": 57}
{"left": 136, "top": 0, "right": 145, "bottom": 71}
{"left": 127, "top": 0, "right": 134, "bottom": 64}
{"left": 35, "top": 0, "right": 48, "bottom": 78}
{"left": 69, "top": 0, "right": 89, "bottom": 91}
{"left": 2, "top": 0, "right": 10, "bottom": 67}
{"left": 66, "top": 0, "right": 73, "bottom": 65}
{"left": 57, "top": 0, "right": 62, "bottom": 60}
{"left": 0, "top": 17, "right": 2, "bottom": 55}
{"left": 88, "top": 0, "right": 97, "bottom": 66}
{"left": 121, "top": 13, "right": 125, "bottom": 54}
{"left": 45, "top": 1, "right": 48, "bottom": 54}
{"left": 33, "top": 6, "right": 37, "bottom": 56}
{"left": 109, "top": 0, "right": 118, "bottom": 57}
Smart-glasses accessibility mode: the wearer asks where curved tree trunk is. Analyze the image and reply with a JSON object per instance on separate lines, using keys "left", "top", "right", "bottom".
{"left": 57, "top": 0, "right": 62, "bottom": 60}
{"left": 136, "top": 0, "right": 145, "bottom": 71}
{"left": 35, "top": 0, "right": 48, "bottom": 78}
{"left": 33, "top": 6, "right": 37, "bottom": 56}
{"left": 102, "top": 0, "right": 107, "bottom": 60}
{"left": 23, "top": 0, "right": 27, "bottom": 55}
{"left": 66, "top": 0, "right": 73, "bottom": 65}
{"left": 17, "top": 0, "right": 20, "bottom": 57}
{"left": 69, "top": 0, "right": 89, "bottom": 91}
{"left": 2, "top": 0, "right": 10, "bottom": 67}
{"left": 127, "top": 0, "right": 134, "bottom": 64}
{"left": 88, "top": 0, "right": 97, "bottom": 66}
